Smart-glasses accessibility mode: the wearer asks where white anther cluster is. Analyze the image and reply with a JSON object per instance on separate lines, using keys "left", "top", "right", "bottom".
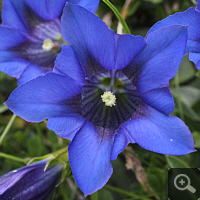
{"left": 101, "top": 91, "right": 116, "bottom": 107}
{"left": 42, "top": 39, "right": 53, "bottom": 51}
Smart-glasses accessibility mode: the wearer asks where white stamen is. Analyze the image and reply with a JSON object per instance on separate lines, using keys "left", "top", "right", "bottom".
{"left": 42, "top": 39, "right": 53, "bottom": 51}
{"left": 101, "top": 91, "right": 116, "bottom": 107}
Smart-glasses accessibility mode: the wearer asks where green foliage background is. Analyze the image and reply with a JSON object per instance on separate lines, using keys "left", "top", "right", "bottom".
{"left": 0, "top": 0, "right": 200, "bottom": 200}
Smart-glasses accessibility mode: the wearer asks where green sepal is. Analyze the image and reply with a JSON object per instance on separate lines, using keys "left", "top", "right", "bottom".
{"left": 28, "top": 146, "right": 71, "bottom": 187}
{"left": 44, "top": 146, "right": 68, "bottom": 171}
{"left": 56, "top": 163, "right": 72, "bottom": 187}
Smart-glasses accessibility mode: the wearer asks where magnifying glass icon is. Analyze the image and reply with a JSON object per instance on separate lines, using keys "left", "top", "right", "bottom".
{"left": 174, "top": 174, "right": 196, "bottom": 193}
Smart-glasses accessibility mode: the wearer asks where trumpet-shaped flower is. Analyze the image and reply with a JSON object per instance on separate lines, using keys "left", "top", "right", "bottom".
{"left": 6, "top": 3, "right": 195, "bottom": 196}
{"left": 146, "top": 0, "right": 200, "bottom": 70}
{"left": 0, "top": 159, "right": 63, "bottom": 200}
{"left": 0, "top": 0, "right": 99, "bottom": 85}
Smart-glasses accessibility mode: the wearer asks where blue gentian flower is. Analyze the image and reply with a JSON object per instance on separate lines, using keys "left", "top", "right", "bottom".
{"left": 0, "top": 159, "right": 63, "bottom": 200}
{"left": 0, "top": 0, "right": 99, "bottom": 85}
{"left": 146, "top": 0, "right": 200, "bottom": 70}
{"left": 5, "top": 3, "right": 195, "bottom": 196}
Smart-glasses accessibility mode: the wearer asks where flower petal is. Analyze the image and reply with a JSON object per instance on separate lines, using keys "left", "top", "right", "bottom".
{"left": 138, "top": 25, "right": 187, "bottom": 93}
{"left": 54, "top": 45, "right": 85, "bottom": 83}
{"left": 0, "top": 26, "right": 26, "bottom": 50}
{"left": 110, "top": 126, "right": 135, "bottom": 160}
{"left": 68, "top": 120, "right": 114, "bottom": 196}
{"left": 61, "top": 3, "right": 115, "bottom": 76}
{"left": 17, "top": 63, "right": 45, "bottom": 86}
{"left": 68, "top": 0, "right": 100, "bottom": 13}
{"left": 123, "top": 25, "right": 187, "bottom": 115}
{"left": 139, "top": 84, "right": 175, "bottom": 115}
{"left": 0, "top": 58, "right": 29, "bottom": 79}
{"left": 123, "top": 105, "right": 195, "bottom": 155}
{"left": 146, "top": 8, "right": 200, "bottom": 69}
{"left": 2, "top": 0, "right": 28, "bottom": 32}
{"left": 47, "top": 116, "right": 86, "bottom": 141}
{"left": 115, "top": 34, "right": 145, "bottom": 69}
{"left": 196, "top": 0, "right": 200, "bottom": 11}
{"left": 25, "top": 0, "right": 66, "bottom": 20}
{"left": 5, "top": 72, "right": 83, "bottom": 122}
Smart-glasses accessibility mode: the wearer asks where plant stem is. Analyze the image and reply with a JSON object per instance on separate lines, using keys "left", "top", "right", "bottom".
{"left": 102, "top": 0, "right": 131, "bottom": 34}
{"left": 0, "top": 105, "right": 9, "bottom": 114}
{"left": 0, "top": 114, "right": 17, "bottom": 146}
{"left": 0, "top": 152, "right": 26, "bottom": 164}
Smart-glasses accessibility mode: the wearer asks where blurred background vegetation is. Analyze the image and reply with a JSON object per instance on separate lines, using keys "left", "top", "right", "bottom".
{"left": 0, "top": 0, "right": 200, "bottom": 200}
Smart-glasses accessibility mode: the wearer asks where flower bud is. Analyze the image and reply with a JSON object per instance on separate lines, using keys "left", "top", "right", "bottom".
{"left": 0, "top": 159, "right": 64, "bottom": 200}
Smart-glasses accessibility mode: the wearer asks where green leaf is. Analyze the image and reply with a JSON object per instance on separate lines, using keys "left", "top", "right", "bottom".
{"left": 98, "top": 189, "right": 114, "bottom": 200}
{"left": 146, "top": 167, "right": 167, "bottom": 195}
{"left": 166, "top": 155, "right": 190, "bottom": 168}
{"left": 171, "top": 86, "right": 200, "bottom": 120}
{"left": 102, "top": 0, "right": 131, "bottom": 34}
{"left": 193, "top": 131, "right": 200, "bottom": 149}
{"left": 179, "top": 86, "right": 200, "bottom": 107}
{"left": 91, "top": 189, "right": 114, "bottom": 200}
{"left": 27, "top": 135, "right": 43, "bottom": 157}
{"left": 171, "top": 55, "right": 196, "bottom": 85}
{"left": 90, "top": 191, "right": 99, "bottom": 200}
{"left": 127, "top": 1, "right": 141, "bottom": 16}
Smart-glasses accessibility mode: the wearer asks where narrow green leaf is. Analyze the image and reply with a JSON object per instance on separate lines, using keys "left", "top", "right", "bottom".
{"left": 0, "top": 105, "right": 8, "bottom": 114}
{"left": 102, "top": 0, "right": 131, "bottom": 34}
{"left": 166, "top": 155, "right": 190, "bottom": 168}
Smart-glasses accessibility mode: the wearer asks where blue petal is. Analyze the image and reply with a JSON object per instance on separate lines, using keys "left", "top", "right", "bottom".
{"left": 47, "top": 116, "right": 86, "bottom": 141}
{"left": 189, "top": 52, "right": 200, "bottom": 70}
{"left": 2, "top": 0, "right": 28, "bottom": 32}
{"left": 196, "top": 0, "right": 200, "bottom": 11}
{"left": 125, "top": 25, "right": 187, "bottom": 115}
{"left": 68, "top": 0, "right": 100, "bottom": 13}
{"left": 5, "top": 72, "right": 83, "bottom": 122}
{"left": 61, "top": 3, "right": 116, "bottom": 76}
{"left": 123, "top": 105, "right": 195, "bottom": 155}
{"left": 68, "top": 120, "right": 114, "bottom": 196}
{"left": 137, "top": 25, "right": 187, "bottom": 93}
{"left": 110, "top": 126, "right": 135, "bottom": 160}
{"left": 0, "top": 26, "right": 29, "bottom": 78}
{"left": 17, "top": 63, "right": 45, "bottom": 86}
{"left": 54, "top": 45, "right": 85, "bottom": 83}
{"left": 25, "top": 0, "right": 66, "bottom": 20}
{"left": 0, "top": 58, "right": 29, "bottom": 79}
{"left": 139, "top": 84, "right": 175, "bottom": 115}
{"left": 0, "top": 26, "right": 26, "bottom": 50}
{"left": 115, "top": 34, "right": 146, "bottom": 69}
{"left": 146, "top": 8, "right": 200, "bottom": 70}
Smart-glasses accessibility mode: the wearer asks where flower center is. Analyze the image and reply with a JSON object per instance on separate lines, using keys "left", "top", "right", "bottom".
{"left": 12, "top": 12, "right": 64, "bottom": 71}
{"left": 81, "top": 70, "right": 143, "bottom": 130}
{"left": 101, "top": 91, "right": 116, "bottom": 107}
